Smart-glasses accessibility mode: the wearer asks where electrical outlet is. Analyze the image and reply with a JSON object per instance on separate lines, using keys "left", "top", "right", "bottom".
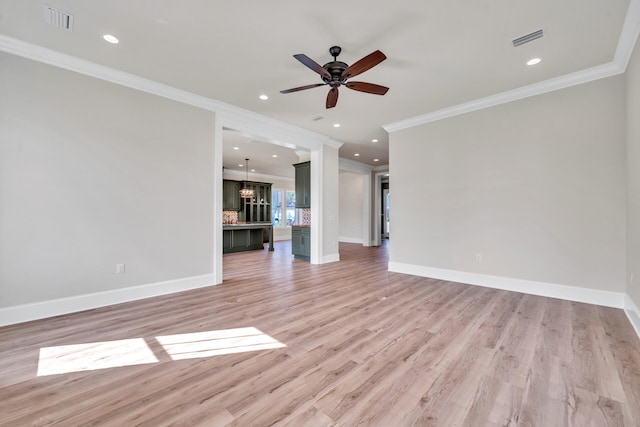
{"left": 475, "top": 253, "right": 482, "bottom": 262}
{"left": 116, "top": 263, "right": 125, "bottom": 274}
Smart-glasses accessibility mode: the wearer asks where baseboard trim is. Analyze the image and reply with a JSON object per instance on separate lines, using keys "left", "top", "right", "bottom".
{"left": 624, "top": 294, "right": 640, "bottom": 341}
{"left": 338, "top": 237, "right": 364, "bottom": 244}
{"left": 321, "top": 253, "right": 341, "bottom": 264}
{"left": 388, "top": 262, "right": 625, "bottom": 309}
{"left": 0, "top": 274, "right": 216, "bottom": 327}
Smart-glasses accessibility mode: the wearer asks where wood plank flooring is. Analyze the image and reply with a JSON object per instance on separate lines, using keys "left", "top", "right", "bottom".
{"left": 1, "top": 241, "right": 640, "bottom": 426}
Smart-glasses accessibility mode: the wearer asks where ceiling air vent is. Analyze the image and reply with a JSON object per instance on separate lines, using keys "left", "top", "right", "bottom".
{"left": 512, "top": 29, "right": 544, "bottom": 47}
{"left": 43, "top": 4, "right": 74, "bottom": 31}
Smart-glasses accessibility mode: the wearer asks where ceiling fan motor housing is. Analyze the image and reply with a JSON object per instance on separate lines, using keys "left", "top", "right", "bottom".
{"left": 322, "top": 61, "right": 348, "bottom": 87}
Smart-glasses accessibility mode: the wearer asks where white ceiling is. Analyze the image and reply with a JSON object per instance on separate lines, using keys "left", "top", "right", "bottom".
{"left": 0, "top": 0, "right": 633, "bottom": 176}
{"left": 222, "top": 129, "right": 301, "bottom": 178}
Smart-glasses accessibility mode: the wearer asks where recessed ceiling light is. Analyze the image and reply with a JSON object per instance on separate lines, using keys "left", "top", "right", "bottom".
{"left": 103, "top": 34, "right": 119, "bottom": 44}
{"left": 354, "top": 153, "right": 360, "bottom": 157}
{"left": 272, "top": 154, "right": 278, "bottom": 158}
{"left": 259, "top": 94, "right": 269, "bottom": 100}
{"left": 333, "top": 123, "right": 341, "bottom": 128}
{"left": 233, "top": 146, "right": 239, "bottom": 150}
{"left": 238, "top": 164, "right": 243, "bottom": 167}
{"left": 251, "top": 169, "right": 256, "bottom": 172}
{"left": 374, "top": 158, "right": 380, "bottom": 162}
{"left": 527, "top": 57, "right": 541, "bottom": 66}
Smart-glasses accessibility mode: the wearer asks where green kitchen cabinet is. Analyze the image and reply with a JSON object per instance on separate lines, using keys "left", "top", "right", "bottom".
{"left": 238, "top": 181, "right": 272, "bottom": 223}
{"left": 223, "top": 224, "right": 273, "bottom": 253}
{"left": 223, "top": 180, "right": 241, "bottom": 211}
{"left": 293, "top": 161, "right": 310, "bottom": 208}
{"left": 291, "top": 226, "right": 310, "bottom": 260}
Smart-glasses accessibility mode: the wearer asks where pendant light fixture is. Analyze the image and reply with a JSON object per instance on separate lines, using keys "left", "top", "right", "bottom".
{"left": 239, "top": 158, "right": 255, "bottom": 199}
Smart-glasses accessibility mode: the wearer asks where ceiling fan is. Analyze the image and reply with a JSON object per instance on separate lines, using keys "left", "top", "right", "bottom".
{"left": 280, "top": 46, "right": 389, "bottom": 109}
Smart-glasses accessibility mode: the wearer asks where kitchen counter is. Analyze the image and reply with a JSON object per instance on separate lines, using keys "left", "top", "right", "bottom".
{"left": 223, "top": 223, "right": 273, "bottom": 253}
{"left": 224, "top": 223, "right": 272, "bottom": 229}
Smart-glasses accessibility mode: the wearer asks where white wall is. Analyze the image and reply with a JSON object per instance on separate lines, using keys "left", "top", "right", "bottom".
{"left": 389, "top": 75, "right": 627, "bottom": 294}
{"left": 628, "top": 37, "right": 640, "bottom": 308}
{"left": 0, "top": 53, "right": 215, "bottom": 308}
{"left": 339, "top": 172, "right": 365, "bottom": 243}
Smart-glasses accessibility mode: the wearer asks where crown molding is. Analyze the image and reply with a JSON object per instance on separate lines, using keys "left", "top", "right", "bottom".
{"left": 0, "top": 35, "right": 343, "bottom": 153}
{"left": 223, "top": 169, "right": 294, "bottom": 183}
{"left": 615, "top": 0, "right": 640, "bottom": 69}
{"left": 0, "top": 34, "right": 222, "bottom": 111}
{"left": 384, "top": 0, "right": 640, "bottom": 133}
{"left": 383, "top": 62, "right": 622, "bottom": 132}
{"left": 339, "top": 157, "right": 374, "bottom": 174}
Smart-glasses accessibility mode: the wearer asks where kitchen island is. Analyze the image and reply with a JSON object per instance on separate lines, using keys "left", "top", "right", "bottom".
{"left": 223, "top": 223, "right": 274, "bottom": 253}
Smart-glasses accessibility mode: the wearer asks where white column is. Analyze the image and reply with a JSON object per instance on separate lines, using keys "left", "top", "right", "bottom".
{"left": 310, "top": 144, "right": 340, "bottom": 264}
{"left": 213, "top": 113, "right": 224, "bottom": 284}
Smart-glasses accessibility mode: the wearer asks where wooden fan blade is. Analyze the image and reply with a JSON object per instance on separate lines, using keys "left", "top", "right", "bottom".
{"left": 326, "top": 87, "right": 339, "bottom": 108}
{"left": 280, "top": 83, "right": 326, "bottom": 94}
{"left": 345, "top": 81, "right": 389, "bottom": 95}
{"left": 293, "top": 54, "right": 331, "bottom": 78}
{"left": 342, "top": 50, "right": 386, "bottom": 79}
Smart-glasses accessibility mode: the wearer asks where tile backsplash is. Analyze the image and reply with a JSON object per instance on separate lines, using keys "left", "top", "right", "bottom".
{"left": 223, "top": 211, "right": 239, "bottom": 224}
{"left": 298, "top": 208, "right": 311, "bottom": 225}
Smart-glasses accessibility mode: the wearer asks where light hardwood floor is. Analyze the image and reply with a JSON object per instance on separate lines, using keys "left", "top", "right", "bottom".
{"left": 1, "top": 241, "right": 640, "bottom": 426}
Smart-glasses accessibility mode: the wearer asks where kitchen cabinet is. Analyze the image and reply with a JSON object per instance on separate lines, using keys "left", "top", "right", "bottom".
{"left": 294, "top": 161, "right": 310, "bottom": 208}
{"left": 239, "top": 181, "right": 272, "bottom": 223}
{"left": 223, "top": 180, "right": 241, "bottom": 211}
{"left": 223, "top": 224, "right": 274, "bottom": 253}
{"left": 291, "top": 226, "right": 310, "bottom": 260}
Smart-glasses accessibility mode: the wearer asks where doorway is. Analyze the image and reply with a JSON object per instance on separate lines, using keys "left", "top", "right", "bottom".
{"left": 383, "top": 188, "right": 390, "bottom": 239}
{"left": 221, "top": 128, "right": 303, "bottom": 276}
{"left": 381, "top": 179, "right": 389, "bottom": 240}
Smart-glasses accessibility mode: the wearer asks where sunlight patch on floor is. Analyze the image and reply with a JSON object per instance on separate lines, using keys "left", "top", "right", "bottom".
{"left": 156, "top": 327, "right": 287, "bottom": 360}
{"left": 37, "top": 338, "right": 158, "bottom": 376}
{"left": 37, "top": 327, "right": 286, "bottom": 376}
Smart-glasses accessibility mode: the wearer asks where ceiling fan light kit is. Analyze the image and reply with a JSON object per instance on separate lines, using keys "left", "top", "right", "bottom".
{"left": 281, "top": 46, "right": 389, "bottom": 109}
